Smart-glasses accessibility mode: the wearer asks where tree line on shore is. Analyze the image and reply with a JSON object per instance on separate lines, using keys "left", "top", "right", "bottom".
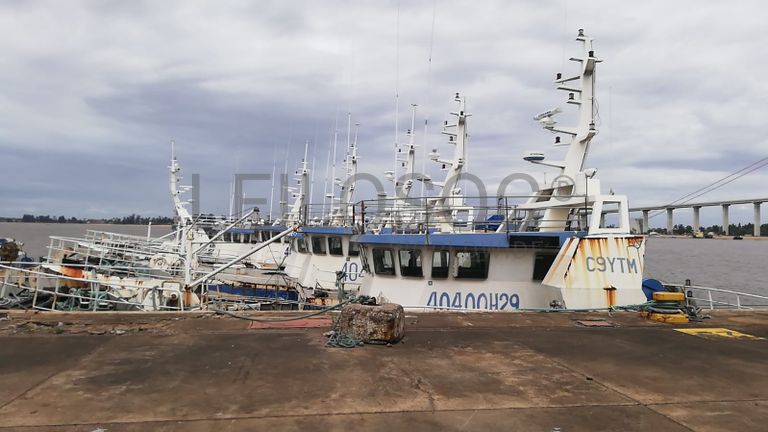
{"left": 650, "top": 223, "right": 768, "bottom": 236}
{"left": 1, "top": 214, "right": 174, "bottom": 225}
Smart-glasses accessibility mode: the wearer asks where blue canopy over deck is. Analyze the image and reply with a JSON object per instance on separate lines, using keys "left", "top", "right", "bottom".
{"left": 353, "top": 231, "right": 580, "bottom": 249}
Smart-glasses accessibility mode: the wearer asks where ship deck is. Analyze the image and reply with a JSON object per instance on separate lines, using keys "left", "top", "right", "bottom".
{"left": 0, "top": 309, "right": 766, "bottom": 431}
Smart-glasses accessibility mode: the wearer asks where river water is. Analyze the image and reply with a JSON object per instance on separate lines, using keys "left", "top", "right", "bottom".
{"left": 2, "top": 222, "right": 767, "bottom": 296}
{"left": 1, "top": 222, "right": 172, "bottom": 260}
{"left": 643, "top": 237, "right": 768, "bottom": 296}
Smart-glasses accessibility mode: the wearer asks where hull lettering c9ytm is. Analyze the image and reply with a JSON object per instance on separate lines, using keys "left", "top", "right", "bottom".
{"left": 585, "top": 256, "right": 638, "bottom": 274}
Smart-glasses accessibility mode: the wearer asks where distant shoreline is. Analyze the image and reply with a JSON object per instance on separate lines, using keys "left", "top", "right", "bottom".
{"left": 649, "top": 234, "right": 768, "bottom": 241}
{"left": 0, "top": 218, "right": 174, "bottom": 225}
{"left": 0, "top": 221, "right": 171, "bottom": 225}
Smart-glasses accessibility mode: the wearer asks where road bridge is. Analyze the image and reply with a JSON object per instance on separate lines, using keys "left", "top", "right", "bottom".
{"left": 626, "top": 197, "right": 768, "bottom": 236}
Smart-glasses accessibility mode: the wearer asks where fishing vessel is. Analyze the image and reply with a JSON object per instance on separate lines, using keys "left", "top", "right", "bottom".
{"left": 283, "top": 108, "right": 430, "bottom": 297}
{"left": 4, "top": 30, "right": 767, "bottom": 316}
{"left": 279, "top": 121, "right": 362, "bottom": 298}
{"left": 354, "top": 30, "right": 648, "bottom": 311}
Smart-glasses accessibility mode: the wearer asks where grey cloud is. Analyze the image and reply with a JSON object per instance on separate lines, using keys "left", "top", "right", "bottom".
{"left": 0, "top": 0, "right": 766, "bottom": 227}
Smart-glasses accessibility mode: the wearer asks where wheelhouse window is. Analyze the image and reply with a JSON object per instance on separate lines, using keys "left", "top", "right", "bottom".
{"left": 296, "top": 238, "right": 308, "bottom": 253}
{"left": 311, "top": 236, "right": 327, "bottom": 255}
{"left": 455, "top": 251, "right": 490, "bottom": 279}
{"left": 431, "top": 250, "right": 450, "bottom": 279}
{"left": 372, "top": 248, "right": 395, "bottom": 275}
{"left": 328, "top": 236, "right": 344, "bottom": 256}
{"left": 399, "top": 249, "right": 423, "bottom": 277}
{"left": 348, "top": 241, "right": 360, "bottom": 256}
{"left": 532, "top": 253, "right": 557, "bottom": 281}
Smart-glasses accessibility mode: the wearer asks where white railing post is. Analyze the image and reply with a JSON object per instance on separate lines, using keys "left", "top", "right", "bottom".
{"left": 708, "top": 290, "right": 714, "bottom": 310}
{"left": 53, "top": 276, "right": 60, "bottom": 311}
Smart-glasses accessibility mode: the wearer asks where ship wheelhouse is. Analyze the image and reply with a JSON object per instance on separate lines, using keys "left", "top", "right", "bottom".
{"left": 283, "top": 226, "right": 364, "bottom": 292}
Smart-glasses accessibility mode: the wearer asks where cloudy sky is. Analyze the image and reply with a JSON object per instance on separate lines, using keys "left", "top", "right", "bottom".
{"left": 1, "top": 0, "right": 766, "bottom": 226}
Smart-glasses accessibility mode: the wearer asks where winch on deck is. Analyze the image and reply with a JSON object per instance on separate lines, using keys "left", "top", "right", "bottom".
{"left": 640, "top": 291, "right": 689, "bottom": 323}
{"left": 638, "top": 279, "right": 694, "bottom": 324}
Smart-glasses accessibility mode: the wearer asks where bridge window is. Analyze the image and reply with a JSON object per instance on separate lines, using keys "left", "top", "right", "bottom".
{"left": 328, "top": 236, "right": 344, "bottom": 256}
{"left": 455, "top": 251, "right": 490, "bottom": 279}
{"left": 250, "top": 233, "right": 259, "bottom": 244}
{"left": 348, "top": 241, "right": 360, "bottom": 256}
{"left": 311, "top": 236, "right": 327, "bottom": 255}
{"left": 296, "top": 238, "right": 308, "bottom": 253}
{"left": 532, "top": 253, "right": 557, "bottom": 281}
{"left": 223, "top": 232, "right": 232, "bottom": 242}
{"left": 431, "top": 250, "right": 450, "bottom": 279}
{"left": 372, "top": 248, "right": 395, "bottom": 276}
{"left": 399, "top": 249, "right": 423, "bottom": 277}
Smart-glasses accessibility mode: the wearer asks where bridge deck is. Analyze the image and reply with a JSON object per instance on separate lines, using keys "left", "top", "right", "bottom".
{"left": 629, "top": 197, "right": 768, "bottom": 212}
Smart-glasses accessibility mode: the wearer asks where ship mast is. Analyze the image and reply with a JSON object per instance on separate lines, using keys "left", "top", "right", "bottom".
{"left": 168, "top": 141, "right": 193, "bottom": 227}
{"left": 522, "top": 29, "right": 601, "bottom": 232}
{"left": 333, "top": 121, "right": 359, "bottom": 225}
{"left": 398, "top": 104, "right": 419, "bottom": 199}
{"left": 428, "top": 93, "right": 470, "bottom": 230}
{"left": 277, "top": 141, "right": 310, "bottom": 225}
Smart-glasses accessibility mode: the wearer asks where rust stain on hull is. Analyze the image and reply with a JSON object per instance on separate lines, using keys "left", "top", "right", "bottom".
{"left": 604, "top": 286, "right": 617, "bottom": 307}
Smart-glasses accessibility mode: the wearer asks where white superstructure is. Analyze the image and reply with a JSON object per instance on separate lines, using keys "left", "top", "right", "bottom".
{"left": 355, "top": 30, "right": 648, "bottom": 311}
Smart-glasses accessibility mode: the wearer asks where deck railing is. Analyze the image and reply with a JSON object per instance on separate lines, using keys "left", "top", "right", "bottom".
{"left": 297, "top": 194, "right": 595, "bottom": 233}
{"left": 665, "top": 281, "right": 768, "bottom": 310}
{"left": 0, "top": 262, "right": 185, "bottom": 311}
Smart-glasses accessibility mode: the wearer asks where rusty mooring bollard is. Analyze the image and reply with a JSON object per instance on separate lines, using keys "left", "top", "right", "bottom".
{"left": 337, "top": 303, "right": 405, "bottom": 344}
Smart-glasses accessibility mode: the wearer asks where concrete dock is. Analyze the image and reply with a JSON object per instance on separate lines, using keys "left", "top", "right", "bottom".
{"left": 0, "top": 310, "right": 766, "bottom": 431}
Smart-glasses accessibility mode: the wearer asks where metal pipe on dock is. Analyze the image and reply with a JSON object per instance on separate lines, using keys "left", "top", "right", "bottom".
{"left": 191, "top": 208, "right": 256, "bottom": 255}
{"left": 188, "top": 224, "right": 298, "bottom": 289}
